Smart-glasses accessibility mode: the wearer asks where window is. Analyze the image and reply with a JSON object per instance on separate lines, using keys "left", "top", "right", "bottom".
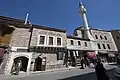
{"left": 49, "top": 37, "right": 53, "bottom": 45}
{"left": 95, "top": 35, "right": 98, "bottom": 39}
{"left": 78, "top": 41, "right": 81, "bottom": 45}
{"left": 57, "top": 38, "right": 61, "bottom": 46}
{"left": 71, "top": 40, "right": 74, "bottom": 45}
{"left": 84, "top": 42, "right": 87, "bottom": 47}
{"left": 100, "top": 35, "right": 103, "bottom": 39}
{"left": 97, "top": 43, "right": 101, "bottom": 49}
{"left": 102, "top": 44, "right": 106, "bottom": 49}
{"left": 104, "top": 36, "right": 107, "bottom": 40}
{"left": 39, "top": 36, "right": 45, "bottom": 44}
{"left": 107, "top": 44, "right": 111, "bottom": 49}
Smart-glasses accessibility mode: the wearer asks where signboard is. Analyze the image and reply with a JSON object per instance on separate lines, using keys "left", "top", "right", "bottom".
{"left": 87, "top": 52, "right": 96, "bottom": 59}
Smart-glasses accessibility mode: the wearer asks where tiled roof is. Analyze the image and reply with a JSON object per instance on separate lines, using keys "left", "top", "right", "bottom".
{"left": 74, "top": 26, "right": 111, "bottom": 32}
{"left": 0, "top": 16, "right": 66, "bottom": 33}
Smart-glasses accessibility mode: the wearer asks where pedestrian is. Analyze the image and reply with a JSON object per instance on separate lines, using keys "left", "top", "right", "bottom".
{"left": 92, "top": 58, "right": 96, "bottom": 67}
{"left": 80, "top": 57, "right": 84, "bottom": 69}
{"left": 97, "top": 55, "right": 101, "bottom": 63}
{"left": 114, "top": 65, "right": 120, "bottom": 80}
{"left": 117, "top": 55, "right": 120, "bottom": 65}
{"left": 16, "top": 60, "right": 22, "bottom": 75}
{"left": 95, "top": 62, "right": 110, "bottom": 80}
{"left": 84, "top": 57, "right": 89, "bottom": 67}
{"left": 114, "top": 56, "right": 120, "bottom": 80}
{"left": 10, "top": 62, "right": 16, "bottom": 75}
{"left": 86, "top": 57, "right": 90, "bottom": 67}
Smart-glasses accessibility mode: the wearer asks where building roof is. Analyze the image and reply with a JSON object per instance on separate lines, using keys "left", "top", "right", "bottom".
{"left": 74, "top": 26, "right": 111, "bottom": 32}
{"left": 0, "top": 16, "right": 66, "bottom": 33}
{"left": 111, "top": 29, "right": 120, "bottom": 31}
{"left": 67, "top": 35, "right": 90, "bottom": 41}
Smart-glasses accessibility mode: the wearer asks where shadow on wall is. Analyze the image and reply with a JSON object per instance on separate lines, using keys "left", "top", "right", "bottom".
{"left": 0, "top": 23, "right": 15, "bottom": 46}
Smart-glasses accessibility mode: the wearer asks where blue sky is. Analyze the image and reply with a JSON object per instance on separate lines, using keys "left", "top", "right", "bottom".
{"left": 0, "top": 0, "right": 120, "bottom": 34}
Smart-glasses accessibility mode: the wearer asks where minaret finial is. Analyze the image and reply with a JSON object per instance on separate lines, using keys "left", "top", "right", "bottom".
{"left": 79, "top": 0, "right": 83, "bottom": 7}
{"left": 80, "top": 0, "right": 82, "bottom": 4}
{"left": 24, "top": 13, "right": 29, "bottom": 25}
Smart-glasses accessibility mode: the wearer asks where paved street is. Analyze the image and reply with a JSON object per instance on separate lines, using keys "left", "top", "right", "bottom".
{"left": 60, "top": 69, "right": 117, "bottom": 80}
{"left": 1, "top": 64, "right": 117, "bottom": 80}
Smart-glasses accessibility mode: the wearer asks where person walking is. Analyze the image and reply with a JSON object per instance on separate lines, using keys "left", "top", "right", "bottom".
{"left": 84, "top": 57, "right": 89, "bottom": 68}
{"left": 95, "top": 62, "right": 110, "bottom": 80}
{"left": 86, "top": 57, "right": 90, "bottom": 67}
{"left": 114, "top": 56, "right": 120, "bottom": 80}
{"left": 80, "top": 57, "right": 84, "bottom": 69}
{"left": 97, "top": 55, "right": 102, "bottom": 63}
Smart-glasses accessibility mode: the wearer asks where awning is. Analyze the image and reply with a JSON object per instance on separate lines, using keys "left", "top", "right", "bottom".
{"left": 0, "top": 48, "right": 5, "bottom": 59}
{"left": 108, "top": 53, "right": 115, "bottom": 57}
{"left": 87, "top": 52, "right": 96, "bottom": 59}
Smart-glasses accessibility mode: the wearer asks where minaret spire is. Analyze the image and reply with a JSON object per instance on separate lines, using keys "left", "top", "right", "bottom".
{"left": 79, "top": 0, "right": 83, "bottom": 7}
{"left": 79, "top": 1, "right": 94, "bottom": 40}
{"left": 79, "top": 1, "right": 98, "bottom": 55}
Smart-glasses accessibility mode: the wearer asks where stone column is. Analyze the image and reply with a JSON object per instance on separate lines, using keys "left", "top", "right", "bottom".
{"left": 26, "top": 54, "right": 32, "bottom": 74}
{"left": 30, "top": 61, "right": 35, "bottom": 71}
{"left": 5, "top": 52, "right": 14, "bottom": 75}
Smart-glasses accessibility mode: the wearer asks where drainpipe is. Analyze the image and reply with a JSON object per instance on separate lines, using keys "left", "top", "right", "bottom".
{"left": 27, "top": 25, "right": 33, "bottom": 52}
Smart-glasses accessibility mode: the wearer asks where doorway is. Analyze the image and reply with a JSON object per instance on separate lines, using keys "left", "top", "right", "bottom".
{"left": 34, "top": 57, "right": 42, "bottom": 71}
{"left": 12, "top": 56, "right": 28, "bottom": 72}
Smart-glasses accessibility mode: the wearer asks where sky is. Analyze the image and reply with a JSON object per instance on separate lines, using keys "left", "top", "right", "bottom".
{"left": 0, "top": 0, "right": 120, "bottom": 34}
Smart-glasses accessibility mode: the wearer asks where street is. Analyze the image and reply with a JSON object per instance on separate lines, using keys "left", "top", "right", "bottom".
{"left": 60, "top": 69, "right": 117, "bottom": 80}
{"left": 1, "top": 64, "right": 117, "bottom": 80}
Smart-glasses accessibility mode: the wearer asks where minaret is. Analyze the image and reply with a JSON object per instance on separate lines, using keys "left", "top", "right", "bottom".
{"left": 79, "top": 1, "right": 94, "bottom": 41}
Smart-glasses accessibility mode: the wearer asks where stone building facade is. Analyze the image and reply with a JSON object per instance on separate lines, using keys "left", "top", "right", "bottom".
{"left": 0, "top": 16, "right": 67, "bottom": 75}
{"left": 111, "top": 30, "right": 120, "bottom": 53}
{"left": 0, "top": 16, "right": 118, "bottom": 75}
{"left": 66, "top": 35, "right": 92, "bottom": 66}
{"left": 29, "top": 27, "right": 67, "bottom": 71}
{"left": 0, "top": 1, "right": 118, "bottom": 75}
{"left": 73, "top": 27, "right": 118, "bottom": 63}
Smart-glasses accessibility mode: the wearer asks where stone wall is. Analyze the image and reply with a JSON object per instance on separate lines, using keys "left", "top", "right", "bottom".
{"left": 9, "top": 27, "right": 30, "bottom": 47}
{"left": 30, "top": 28, "right": 67, "bottom": 47}
{"left": 111, "top": 30, "right": 120, "bottom": 52}
{"left": 31, "top": 52, "right": 64, "bottom": 71}
{"left": 0, "top": 53, "right": 11, "bottom": 75}
{"left": 90, "top": 30, "right": 118, "bottom": 52}
{"left": 67, "top": 38, "right": 91, "bottom": 50}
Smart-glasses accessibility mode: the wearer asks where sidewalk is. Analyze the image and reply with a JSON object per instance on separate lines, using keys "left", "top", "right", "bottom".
{"left": 0, "top": 63, "right": 117, "bottom": 80}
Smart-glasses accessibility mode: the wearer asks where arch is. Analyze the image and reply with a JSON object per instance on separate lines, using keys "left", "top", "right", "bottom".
{"left": 34, "top": 56, "right": 43, "bottom": 71}
{"left": 13, "top": 54, "right": 29, "bottom": 59}
{"left": 11, "top": 56, "right": 29, "bottom": 74}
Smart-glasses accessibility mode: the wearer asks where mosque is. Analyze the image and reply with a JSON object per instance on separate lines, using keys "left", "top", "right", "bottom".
{"left": 0, "top": 2, "right": 118, "bottom": 75}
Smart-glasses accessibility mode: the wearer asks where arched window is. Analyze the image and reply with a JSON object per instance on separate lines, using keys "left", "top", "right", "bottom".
{"left": 97, "top": 43, "right": 101, "bottom": 49}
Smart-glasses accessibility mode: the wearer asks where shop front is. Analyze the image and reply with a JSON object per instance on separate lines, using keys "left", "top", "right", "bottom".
{"left": 66, "top": 50, "right": 86, "bottom": 67}
{"left": 108, "top": 53, "right": 116, "bottom": 63}
{"left": 98, "top": 51, "right": 108, "bottom": 63}
{"left": 87, "top": 52, "right": 96, "bottom": 59}
{"left": 86, "top": 51, "right": 97, "bottom": 63}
